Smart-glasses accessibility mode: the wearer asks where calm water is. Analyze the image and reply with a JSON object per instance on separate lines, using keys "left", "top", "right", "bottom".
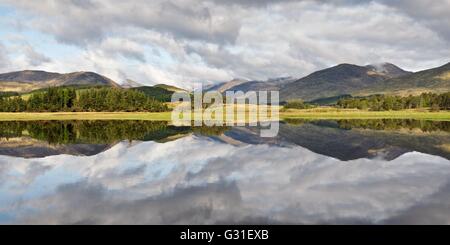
{"left": 0, "top": 119, "right": 449, "bottom": 224}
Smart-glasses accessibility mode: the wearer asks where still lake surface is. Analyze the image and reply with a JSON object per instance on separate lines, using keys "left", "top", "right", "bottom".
{"left": 0, "top": 119, "right": 449, "bottom": 224}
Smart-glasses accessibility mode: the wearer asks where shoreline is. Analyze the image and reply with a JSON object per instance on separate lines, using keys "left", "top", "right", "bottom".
{"left": 0, "top": 110, "right": 449, "bottom": 121}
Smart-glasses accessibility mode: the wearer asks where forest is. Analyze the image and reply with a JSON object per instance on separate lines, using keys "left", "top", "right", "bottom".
{"left": 0, "top": 87, "right": 169, "bottom": 112}
{"left": 336, "top": 92, "right": 450, "bottom": 111}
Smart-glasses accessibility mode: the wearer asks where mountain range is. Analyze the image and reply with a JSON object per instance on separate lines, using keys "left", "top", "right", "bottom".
{"left": 205, "top": 62, "right": 450, "bottom": 101}
{"left": 1, "top": 61, "right": 449, "bottom": 101}
{"left": 280, "top": 63, "right": 413, "bottom": 101}
{"left": 0, "top": 70, "right": 120, "bottom": 92}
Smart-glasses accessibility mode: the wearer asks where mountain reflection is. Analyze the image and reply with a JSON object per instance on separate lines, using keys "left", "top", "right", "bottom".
{"left": 0, "top": 136, "right": 449, "bottom": 224}
{"left": 0, "top": 121, "right": 228, "bottom": 158}
{"left": 0, "top": 120, "right": 229, "bottom": 144}
{"left": 284, "top": 118, "right": 450, "bottom": 132}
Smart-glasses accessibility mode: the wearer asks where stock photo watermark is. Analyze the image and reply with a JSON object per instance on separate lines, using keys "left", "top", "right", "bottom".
{"left": 171, "top": 84, "right": 279, "bottom": 137}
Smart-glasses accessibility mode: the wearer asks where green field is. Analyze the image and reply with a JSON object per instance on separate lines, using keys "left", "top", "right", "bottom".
{"left": 0, "top": 108, "right": 449, "bottom": 121}
{"left": 280, "top": 108, "right": 450, "bottom": 121}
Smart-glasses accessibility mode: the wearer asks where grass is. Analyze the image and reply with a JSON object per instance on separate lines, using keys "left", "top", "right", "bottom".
{"left": 280, "top": 107, "right": 450, "bottom": 121}
{"left": 0, "top": 107, "right": 448, "bottom": 121}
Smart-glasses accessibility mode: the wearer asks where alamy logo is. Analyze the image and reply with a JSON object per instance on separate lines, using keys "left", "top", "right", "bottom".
{"left": 171, "top": 84, "right": 279, "bottom": 137}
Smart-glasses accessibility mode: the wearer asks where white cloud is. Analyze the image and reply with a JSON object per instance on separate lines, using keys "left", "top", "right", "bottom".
{"left": 0, "top": 0, "right": 448, "bottom": 87}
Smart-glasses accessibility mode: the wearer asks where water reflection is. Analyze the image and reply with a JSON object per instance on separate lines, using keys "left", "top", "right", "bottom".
{"left": 0, "top": 121, "right": 227, "bottom": 158}
{"left": 0, "top": 136, "right": 449, "bottom": 224}
{"left": 273, "top": 119, "right": 450, "bottom": 160}
{"left": 0, "top": 119, "right": 449, "bottom": 160}
{"left": 0, "top": 119, "right": 449, "bottom": 224}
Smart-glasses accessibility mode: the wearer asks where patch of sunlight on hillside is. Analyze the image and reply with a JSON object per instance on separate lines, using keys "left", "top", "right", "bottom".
{"left": 436, "top": 71, "right": 450, "bottom": 80}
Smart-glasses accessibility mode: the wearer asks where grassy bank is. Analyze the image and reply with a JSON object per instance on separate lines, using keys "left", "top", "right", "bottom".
{"left": 280, "top": 108, "right": 450, "bottom": 120}
{"left": 0, "top": 108, "right": 449, "bottom": 121}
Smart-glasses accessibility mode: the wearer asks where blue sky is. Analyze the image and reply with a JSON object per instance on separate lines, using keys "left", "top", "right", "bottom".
{"left": 0, "top": 0, "right": 449, "bottom": 89}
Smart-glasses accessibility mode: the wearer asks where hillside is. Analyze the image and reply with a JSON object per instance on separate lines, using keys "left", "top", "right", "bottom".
{"left": 0, "top": 70, "right": 120, "bottom": 93}
{"left": 204, "top": 79, "right": 249, "bottom": 93}
{"left": 132, "top": 86, "right": 175, "bottom": 102}
{"left": 280, "top": 63, "right": 412, "bottom": 101}
{"left": 366, "top": 62, "right": 450, "bottom": 96}
{"left": 121, "top": 79, "right": 143, "bottom": 88}
{"left": 228, "top": 77, "right": 296, "bottom": 93}
{"left": 2, "top": 61, "right": 449, "bottom": 102}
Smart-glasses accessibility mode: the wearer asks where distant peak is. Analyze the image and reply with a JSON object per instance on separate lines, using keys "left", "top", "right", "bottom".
{"left": 365, "top": 62, "right": 410, "bottom": 78}
{"left": 121, "top": 79, "right": 143, "bottom": 88}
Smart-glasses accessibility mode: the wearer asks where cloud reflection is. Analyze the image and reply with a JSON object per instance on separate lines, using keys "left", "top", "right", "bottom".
{"left": 0, "top": 135, "right": 449, "bottom": 224}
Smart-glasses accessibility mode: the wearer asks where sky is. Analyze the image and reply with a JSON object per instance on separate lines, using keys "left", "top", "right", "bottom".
{"left": 0, "top": 0, "right": 449, "bottom": 89}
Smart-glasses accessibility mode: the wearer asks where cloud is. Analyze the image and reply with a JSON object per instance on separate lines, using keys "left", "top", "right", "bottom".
{"left": 2, "top": 0, "right": 241, "bottom": 45}
{"left": 374, "top": 0, "right": 450, "bottom": 42}
{"left": 1, "top": 136, "right": 450, "bottom": 224}
{"left": 0, "top": 0, "right": 448, "bottom": 87}
{"left": 0, "top": 39, "right": 51, "bottom": 72}
{"left": 95, "top": 37, "right": 147, "bottom": 63}
{"left": 0, "top": 42, "right": 9, "bottom": 70}
{"left": 21, "top": 44, "right": 51, "bottom": 66}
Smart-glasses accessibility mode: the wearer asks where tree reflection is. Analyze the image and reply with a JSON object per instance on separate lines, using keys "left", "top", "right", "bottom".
{"left": 283, "top": 118, "right": 450, "bottom": 132}
{"left": 0, "top": 121, "right": 229, "bottom": 145}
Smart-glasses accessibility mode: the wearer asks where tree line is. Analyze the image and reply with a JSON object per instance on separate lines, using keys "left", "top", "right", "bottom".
{"left": 0, "top": 87, "right": 169, "bottom": 112}
{"left": 283, "top": 100, "right": 315, "bottom": 109}
{"left": 337, "top": 92, "right": 450, "bottom": 111}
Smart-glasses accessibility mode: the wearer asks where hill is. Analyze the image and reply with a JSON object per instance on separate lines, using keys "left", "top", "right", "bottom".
{"left": 0, "top": 70, "right": 120, "bottom": 93}
{"left": 132, "top": 86, "right": 175, "bottom": 102}
{"left": 280, "top": 63, "right": 412, "bottom": 101}
{"left": 153, "top": 84, "right": 187, "bottom": 93}
{"left": 366, "top": 62, "right": 450, "bottom": 96}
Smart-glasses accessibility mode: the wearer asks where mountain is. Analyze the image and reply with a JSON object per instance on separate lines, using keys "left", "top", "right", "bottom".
{"left": 366, "top": 62, "right": 450, "bottom": 96}
{"left": 205, "top": 77, "right": 296, "bottom": 94}
{"left": 0, "top": 136, "right": 113, "bottom": 158}
{"left": 0, "top": 70, "right": 120, "bottom": 93}
{"left": 204, "top": 78, "right": 249, "bottom": 93}
{"left": 280, "top": 63, "right": 412, "bottom": 101}
{"left": 121, "top": 79, "right": 143, "bottom": 88}
{"left": 228, "top": 77, "right": 296, "bottom": 93}
{"left": 366, "top": 63, "right": 411, "bottom": 78}
{"left": 220, "top": 120, "right": 450, "bottom": 161}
